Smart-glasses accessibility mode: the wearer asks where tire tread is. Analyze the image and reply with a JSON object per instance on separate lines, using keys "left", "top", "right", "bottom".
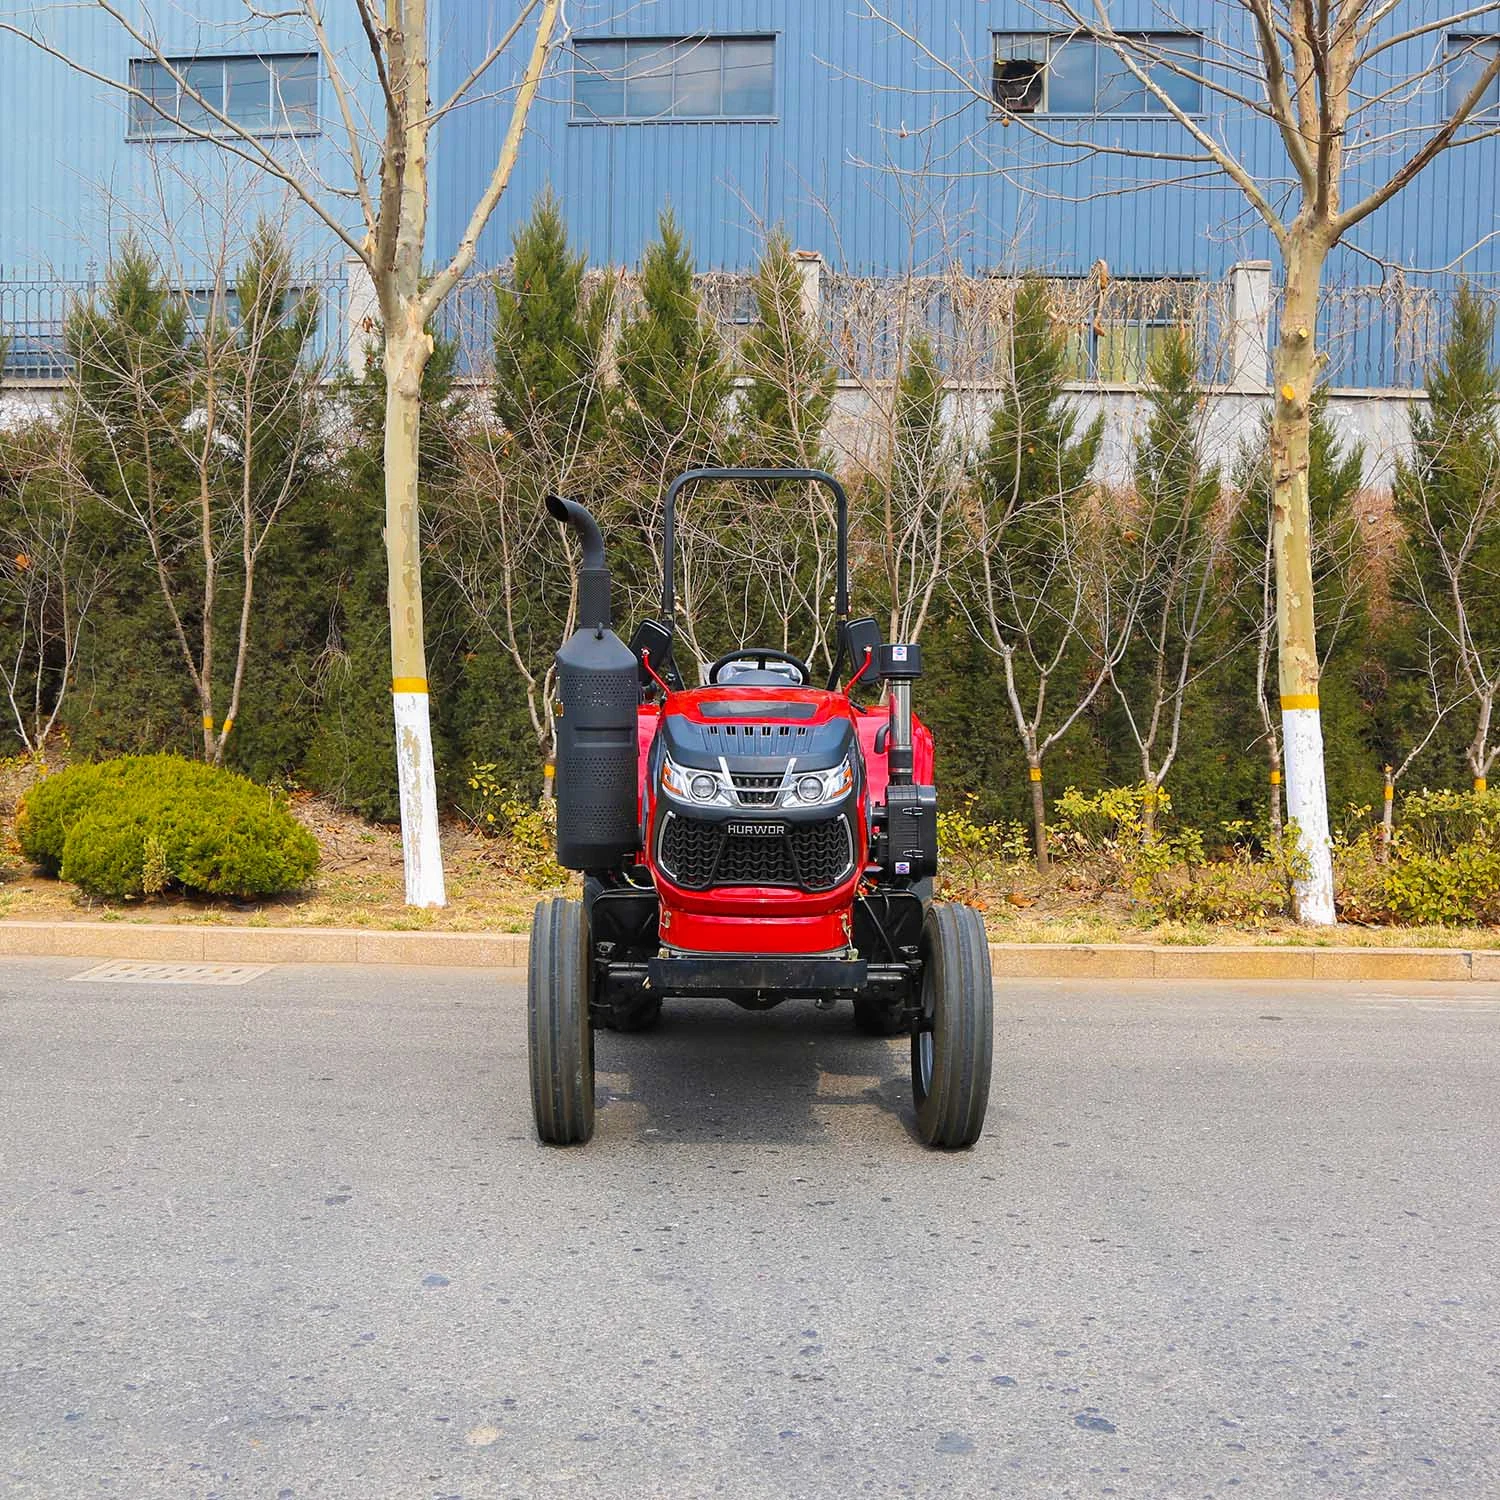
{"left": 527, "top": 896, "right": 595, "bottom": 1144}
{"left": 912, "top": 902, "right": 993, "bottom": 1148}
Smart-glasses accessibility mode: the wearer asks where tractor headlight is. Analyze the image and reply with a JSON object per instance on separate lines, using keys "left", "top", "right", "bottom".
{"left": 661, "top": 754, "right": 734, "bottom": 807}
{"left": 782, "top": 757, "right": 853, "bottom": 807}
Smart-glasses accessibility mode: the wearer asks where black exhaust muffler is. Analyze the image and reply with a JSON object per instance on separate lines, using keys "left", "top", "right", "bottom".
{"left": 546, "top": 495, "right": 639, "bottom": 872}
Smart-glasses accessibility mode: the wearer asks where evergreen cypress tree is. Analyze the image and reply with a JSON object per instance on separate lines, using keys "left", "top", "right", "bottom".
{"left": 737, "top": 232, "right": 835, "bottom": 468}
{"left": 979, "top": 277, "right": 1102, "bottom": 519}
{"left": 61, "top": 245, "right": 199, "bottom": 751}
{"left": 1393, "top": 282, "right": 1500, "bottom": 790}
{"left": 968, "top": 277, "right": 1106, "bottom": 862}
{"left": 616, "top": 208, "right": 731, "bottom": 476}
{"left": 492, "top": 189, "right": 614, "bottom": 469}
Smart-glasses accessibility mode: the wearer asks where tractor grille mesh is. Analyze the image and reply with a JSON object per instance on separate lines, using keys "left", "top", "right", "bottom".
{"left": 659, "top": 814, "right": 853, "bottom": 892}
{"left": 731, "top": 772, "right": 783, "bottom": 806}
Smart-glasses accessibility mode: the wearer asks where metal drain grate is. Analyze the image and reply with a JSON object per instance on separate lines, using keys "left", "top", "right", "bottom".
{"left": 71, "top": 960, "right": 272, "bottom": 986}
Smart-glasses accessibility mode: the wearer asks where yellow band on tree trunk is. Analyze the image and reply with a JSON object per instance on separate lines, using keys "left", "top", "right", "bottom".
{"left": 1477, "top": 779, "right": 1489, "bottom": 794}
{"left": 1028, "top": 767, "right": 1042, "bottom": 781}
{"left": 202, "top": 715, "right": 214, "bottom": 731}
{"left": 391, "top": 677, "right": 428, "bottom": 694}
{"left": 1269, "top": 770, "right": 1281, "bottom": 785}
{"left": 1279, "top": 693, "right": 1319, "bottom": 711}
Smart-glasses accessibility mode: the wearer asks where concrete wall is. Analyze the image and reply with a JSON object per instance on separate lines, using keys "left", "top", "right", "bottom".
{"left": 826, "top": 382, "right": 1417, "bottom": 493}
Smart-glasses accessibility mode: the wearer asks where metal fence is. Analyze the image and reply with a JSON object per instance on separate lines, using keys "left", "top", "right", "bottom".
{"left": 1, "top": 265, "right": 351, "bottom": 380}
{"left": 6, "top": 262, "right": 1497, "bottom": 393}
{"left": 1267, "top": 280, "right": 1496, "bottom": 391}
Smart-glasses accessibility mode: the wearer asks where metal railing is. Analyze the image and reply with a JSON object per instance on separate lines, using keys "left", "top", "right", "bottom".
{"left": 7, "top": 262, "right": 1497, "bottom": 393}
{"left": 1, "top": 264, "right": 351, "bottom": 381}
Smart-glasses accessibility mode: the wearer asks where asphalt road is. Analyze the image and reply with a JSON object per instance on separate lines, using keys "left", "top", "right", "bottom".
{"left": 2, "top": 959, "right": 1498, "bottom": 1500}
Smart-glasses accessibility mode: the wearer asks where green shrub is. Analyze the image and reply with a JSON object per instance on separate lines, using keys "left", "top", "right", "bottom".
{"left": 1395, "top": 787, "right": 1500, "bottom": 857}
{"left": 1371, "top": 789, "right": 1500, "bottom": 924}
{"left": 17, "top": 754, "right": 319, "bottom": 899}
{"left": 936, "top": 794, "right": 1030, "bottom": 897}
{"left": 461, "top": 761, "right": 567, "bottom": 889}
{"left": 1379, "top": 844, "right": 1500, "bottom": 925}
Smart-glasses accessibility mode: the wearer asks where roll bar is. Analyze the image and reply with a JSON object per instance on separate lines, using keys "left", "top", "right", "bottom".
{"left": 661, "top": 468, "right": 850, "bottom": 628}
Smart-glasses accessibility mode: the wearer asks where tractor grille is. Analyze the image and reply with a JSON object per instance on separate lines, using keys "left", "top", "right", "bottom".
{"left": 658, "top": 813, "right": 854, "bottom": 892}
{"left": 731, "top": 772, "right": 783, "bottom": 806}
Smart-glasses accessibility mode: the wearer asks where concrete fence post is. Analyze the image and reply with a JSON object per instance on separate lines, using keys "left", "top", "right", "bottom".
{"left": 1228, "top": 260, "right": 1272, "bottom": 392}
{"left": 794, "top": 249, "right": 822, "bottom": 327}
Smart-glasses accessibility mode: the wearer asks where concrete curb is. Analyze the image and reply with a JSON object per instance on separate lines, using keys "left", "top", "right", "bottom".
{"left": 1, "top": 920, "right": 1497, "bottom": 981}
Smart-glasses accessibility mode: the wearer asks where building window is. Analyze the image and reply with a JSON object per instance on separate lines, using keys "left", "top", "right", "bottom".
{"left": 128, "top": 54, "right": 319, "bottom": 137}
{"left": 993, "top": 33, "right": 1201, "bottom": 115}
{"left": 1059, "top": 280, "right": 1199, "bottom": 383}
{"left": 572, "top": 36, "right": 775, "bottom": 121}
{"left": 1446, "top": 36, "right": 1500, "bottom": 115}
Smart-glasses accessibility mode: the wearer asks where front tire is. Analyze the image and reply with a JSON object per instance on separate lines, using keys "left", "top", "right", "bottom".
{"left": 528, "top": 896, "right": 595, "bottom": 1145}
{"left": 911, "top": 903, "right": 993, "bottom": 1149}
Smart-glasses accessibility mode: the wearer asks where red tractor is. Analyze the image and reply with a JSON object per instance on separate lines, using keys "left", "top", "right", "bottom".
{"left": 530, "top": 469, "right": 993, "bottom": 1149}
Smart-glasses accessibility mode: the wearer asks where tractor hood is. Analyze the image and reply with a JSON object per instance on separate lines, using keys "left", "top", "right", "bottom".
{"left": 655, "top": 688, "right": 856, "bottom": 774}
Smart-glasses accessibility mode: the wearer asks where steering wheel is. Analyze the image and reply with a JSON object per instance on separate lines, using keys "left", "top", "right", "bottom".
{"left": 708, "top": 648, "right": 811, "bottom": 685}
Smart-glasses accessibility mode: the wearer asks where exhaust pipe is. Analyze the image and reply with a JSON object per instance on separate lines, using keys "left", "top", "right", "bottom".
{"left": 546, "top": 494, "right": 640, "bottom": 872}
{"left": 877, "top": 643, "right": 922, "bottom": 788}
{"left": 546, "top": 493, "right": 612, "bottom": 630}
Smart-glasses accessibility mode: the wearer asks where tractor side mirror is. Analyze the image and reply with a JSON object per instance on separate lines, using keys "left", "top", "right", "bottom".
{"left": 629, "top": 619, "right": 683, "bottom": 691}
{"left": 834, "top": 616, "right": 882, "bottom": 688}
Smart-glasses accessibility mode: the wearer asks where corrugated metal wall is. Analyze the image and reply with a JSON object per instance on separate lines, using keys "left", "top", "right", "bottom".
{"left": 0, "top": 0, "right": 374, "bottom": 279}
{"left": 2, "top": 3, "right": 1497, "bottom": 315}
{"left": 431, "top": 1, "right": 1500, "bottom": 283}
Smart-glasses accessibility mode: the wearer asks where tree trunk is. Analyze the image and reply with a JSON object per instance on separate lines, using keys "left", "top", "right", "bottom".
{"left": 1028, "top": 762, "right": 1048, "bottom": 869}
{"left": 1141, "top": 777, "right": 1159, "bottom": 838}
{"left": 1379, "top": 764, "right": 1395, "bottom": 864}
{"left": 1270, "top": 235, "right": 1336, "bottom": 924}
{"left": 385, "top": 313, "right": 446, "bottom": 907}
{"left": 1471, "top": 702, "right": 1493, "bottom": 793}
{"left": 1268, "top": 738, "right": 1284, "bottom": 839}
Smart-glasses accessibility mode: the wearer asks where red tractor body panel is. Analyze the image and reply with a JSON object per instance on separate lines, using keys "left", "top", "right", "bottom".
{"left": 633, "top": 687, "right": 934, "bottom": 957}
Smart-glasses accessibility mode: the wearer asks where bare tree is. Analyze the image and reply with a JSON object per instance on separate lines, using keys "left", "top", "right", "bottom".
{"left": 4, "top": 0, "right": 563, "bottom": 903}
{"left": 1110, "top": 330, "right": 1224, "bottom": 836}
{"left": 64, "top": 231, "right": 326, "bottom": 768}
{"left": 962, "top": 278, "right": 1120, "bottom": 865}
{"left": 0, "top": 411, "right": 113, "bottom": 754}
{"left": 1394, "top": 282, "right": 1500, "bottom": 795}
{"left": 861, "top": 1, "right": 1500, "bottom": 918}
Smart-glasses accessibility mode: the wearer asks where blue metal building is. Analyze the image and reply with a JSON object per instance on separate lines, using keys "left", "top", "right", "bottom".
{"left": 2, "top": 2, "right": 1498, "bottom": 384}
{"left": 436, "top": 1, "right": 1500, "bottom": 282}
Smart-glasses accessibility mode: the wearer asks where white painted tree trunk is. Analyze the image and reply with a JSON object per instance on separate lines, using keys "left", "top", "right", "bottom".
{"left": 392, "top": 687, "right": 446, "bottom": 906}
{"left": 1281, "top": 707, "right": 1335, "bottom": 923}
